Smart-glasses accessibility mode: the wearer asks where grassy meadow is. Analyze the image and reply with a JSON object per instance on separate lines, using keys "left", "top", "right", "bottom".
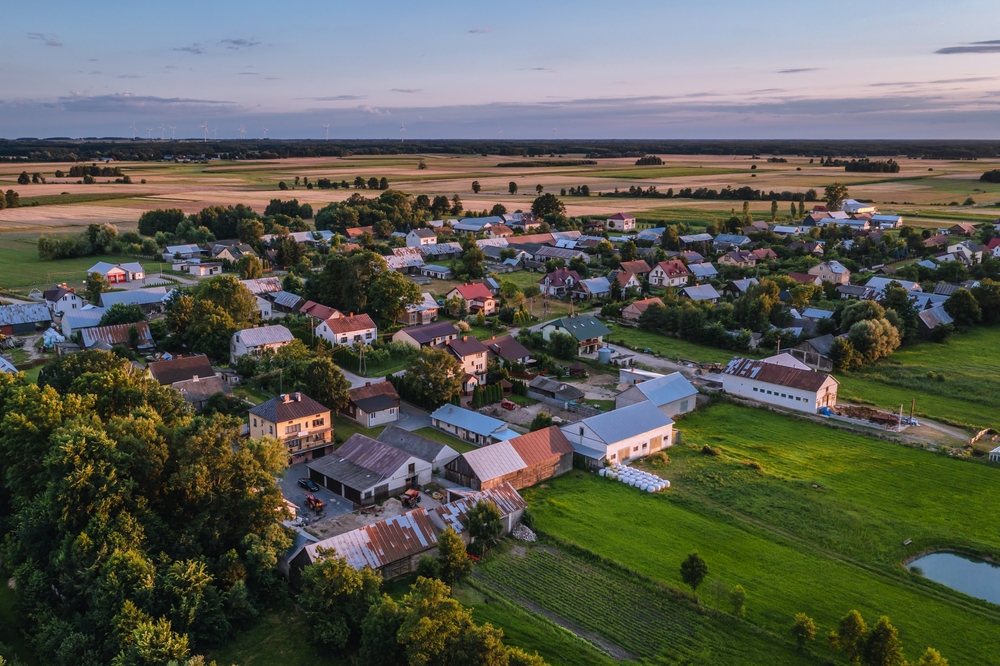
{"left": 0, "top": 236, "right": 154, "bottom": 291}
{"left": 521, "top": 402, "right": 1000, "bottom": 665}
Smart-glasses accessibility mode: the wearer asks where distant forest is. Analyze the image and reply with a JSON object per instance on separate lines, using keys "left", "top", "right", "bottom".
{"left": 3, "top": 138, "right": 1000, "bottom": 162}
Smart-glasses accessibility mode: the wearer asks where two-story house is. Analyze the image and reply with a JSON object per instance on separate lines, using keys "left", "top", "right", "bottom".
{"left": 606, "top": 212, "right": 636, "bottom": 231}
{"left": 230, "top": 324, "right": 295, "bottom": 363}
{"left": 42, "top": 284, "right": 84, "bottom": 314}
{"left": 437, "top": 335, "right": 489, "bottom": 393}
{"left": 316, "top": 313, "right": 378, "bottom": 347}
{"left": 397, "top": 292, "right": 439, "bottom": 326}
{"left": 538, "top": 268, "right": 581, "bottom": 297}
{"left": 717, "top": 250, "right": 757, "bottom": 268}
{"left": 807, "top": 260, "right": 850, "bottom": 285}
{"left": 406, "top": 229, "right": 438, "bottom": 247}
{"left": 248, "top": 392, "right": 333, "bottom": 465}
{"left": 540, "top": 315, "right": 611, "bottom": 355}
{"left": 446, "top": 283, "right": 497, "bottom": 316}
{"left": 649, "top": 260, "right": 690, "bottom": 288}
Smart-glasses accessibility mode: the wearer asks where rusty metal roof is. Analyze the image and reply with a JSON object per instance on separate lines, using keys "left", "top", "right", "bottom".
{"left": 303, "top": 508, "right": 438, "bottom": 570}
{"left": 507, "top": 426, "right": 574, "bottom": 466}
{"left": 430, "top": 482, "right": 526, "bottom": 534}
{"left": 80, "top": 321, "right": 153, "bottom": 349}
{"left": 724, "top": 357, "right": 837, "bottom": 392}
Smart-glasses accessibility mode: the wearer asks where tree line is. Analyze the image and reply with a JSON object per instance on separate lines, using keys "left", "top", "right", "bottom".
{"left": 604, "top": 185, "right": 819, "bottom": 202}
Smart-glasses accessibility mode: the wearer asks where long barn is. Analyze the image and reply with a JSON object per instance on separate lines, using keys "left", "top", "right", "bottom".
{"left": 444, "top": 426, "right": 574, "bottom": 491}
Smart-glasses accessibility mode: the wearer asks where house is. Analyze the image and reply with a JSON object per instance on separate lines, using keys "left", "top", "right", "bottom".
{"left": 398, "top": 292, "right": 439, "bottom": 326}
{"left": 619, "top": 260, "right": 651, "bottom": 276}
{"left": 841, "top": 199, "right": 877, "bottom": 215}
{"left": 917, "top": 306, "right": 954, "bottom": 336}
{"left": 527, "top": 376, "right": 586, "bottom": 407}
{"left": 946, "top": 240, "right": 983, "bottom": 264}
{"left": 60, "top": 308, "right": 106, "bottom": 337}
{"left": 42, "top": 284, "right": 84, "bottom": 314}
{"left": 250, "top": 392, "right": 333, "bottom": 464}
{"left": 317, "top": 313, "right": 378, "bottom": 347}
{"left": 342, "top": 381, "right": 401, "bottom": 427}
{"left": 922, "top": 234, "right": 949, "bottom": 249}
{"left": 87, "top": 261, "right": 145, "bottom": 284}
{"left": 538, "top": 268, "right": 580, "bottom": 296}
{"left": 649, "top": 260, "right": 690, "bottom": 288}
{"left": 717, "top": 251, "right": 757, "bottom": 268}
{"left": 240, "top": 277, "right": 283, "bottom": 296}
{"left": 307, "top": 433, "right": 431, "bottom": 505}
{"left": 148, "top": 354, "right": 216, "bottom": 386}
{"left": 560, "top": 401, "right": 675, "bottom": 468}
{"left": 688, "top": 263, "right": 719, "bottom": 281}
{"left": 986, "top": 238, "right": 1000, "bottom": 258}
{"left": 610, "top": 270, "right": 642, "bottom": 292}
{"left": 771, "top": 225, "right": 804, "bottom": 236}
{"left": 614, "top": 371, "right": 698, "bottom": 417}
{"left": 180, "top": 261, "right": 224, "bottom": 277}
{"left": 406, "top": 229, "right": 438, "bottom": 247}
{"left": 679, "top": 250, "right": 704, "bottom": 264}
{"left": 386, "top": 247, "right": 426, "bottom": 274}
{"left": 299, "top": 300, "right": 342, "bottom": 322}
{"left": 429, "top": 405, "right": 515, "bottom": 446}
{"left": 743, "top": 220, "right": 772, "bottom": 232}
{"left": 444, "top": 426, "right": 574, "bottom": 491}
{"left": 722, "top": 278, "right": 759, "bottom": 298}
{"left": 446, "top": 283, "right": 497, "bottom": 316}
{"left": 836, "top": 284, "right": 874, "bottom": 300}
{"left": 377, "top": 425, "right": 460, "bottom": 470}
{"left": 173, "top": 375, "right": 232, "bottom": 412}
{"left": 392, "top": 321, "right": 459, "bottom": 349}
{"left": 790, "top": 335, "right": 835, "bottom": 371}
{"left": 99, "top": 287, "right": 171, "bottom": 313}
{"left": 864, "top": 277, "right": 921, "bottom": 297}
{"left": 871, "top": 214, "right": 903, "bottom": 229}
{"left": 163, "top": 244, "right": 204, "bottom": 261}
{"left": 678, "top": 284, "right": 721, "bottom": 303}
{"left": 540, "top": 315, "right": 611, "bottom": 355}
{"left": 484, "top": 335, "right": 532, "bottom": 366}
{"left": 787, "top": 272, "right": 821, "bottom": 286}
{"left": 534, "top": 246, "right": 590, "bottom": 264}
{"left": 421, "top": 264, "right": 454, "bottom": 280}
{"left": 637, "top": 227, "right": 665, "bottom": 242}
{"left": 208, "top": 240, "right": 257, "bottom": 263}
{"left": 751, "top": 248, "right": 778, "bottom": 262}
{"left": 788, "top": 241, "right": 824, "bottom": 255}
{"left": 948, "top": 223, "right": 977, "bottom": 236}
{"left": 438, "top": 335, "right": 489, "bottom": 383}
{"left": 488, "top": 225, "right": 514, "bottom": 239}
{"left": 230, "top": 324, "right": 295, "bottom": 363}
{"left": 344, "top": 226, "right": 375, "bottom": 239}
{"left": 572, "top": 276, "right": 611, "bottom": 300}
{"left": 622, "top": 297, "right": 663, "bottom": 321}
{"left": 0, "top": 303, "right": 52, "bottom": 335}
{"left": 808, "top": 260, "right": 850, "bottom": 284}
{"left": 720, "top": 357, "right": 838, "bottom": 413}
{"left": 606, "top": 212, "right": 637, "bottom": 231}
{"left": 80, "top": 322, "right": 155, "bottom": 351}
{"left": 713, "top": 234, "right": 752, "bottom": 251}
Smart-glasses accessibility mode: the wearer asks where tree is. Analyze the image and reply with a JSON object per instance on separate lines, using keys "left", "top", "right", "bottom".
{"left": 431, "top": 195, "right": 451, "bottom": 217}
{"left": 490, "top": 203, "right": 507, "bottom": 216}
{"left": 536, "top": 184, "right": 543, "bottom": 194}
{"left": 451, "top": 195, "right": 463, "bottom": 215}
{"left": 467, "top": 500, "right": 504, "bottom": 556}
{"left": 547, "top": 332, "right": 577, "bottom": 360}
{"left": 620, "top": 240, "right": 638, "bottom": 262}
{"left": 829, "top": 336, "right": 856, "bottom": 371}
{"left": 944, "top": 288, "right": 982, "bottom": 327}
{"left": 531, "top": 193, "right": 566, "bottom": 218}
{"left": 299, "top": 549, "right": 383, "bottom": 650}
{"left": 358, "top": 595, "right": 405, "bottom": 666}
{"left": 379, "top": 177, "right": 389, "bottom": 190}
{"left": 17, "top": 171, "right": 30, "bottom": 185}
{"left": 369, "top": 270, "right": 421, "bottom": 325}
{"left": 404, "top": 347, "right": 463, "bottom": 408}
{"left": 841, "top": 299, "right": 886, "bottom": 330}
{"left": 529, "top": 412, "right": 553, "bottom": 431}
{"left": 729, "top": 584, "right": 746, "bottom": 618}
{"left": 461, "top": 243, "right": 486, "bottom": 279}
{"left": 98, "top": 303, "right": 146, "bottom": 327}
{"left": 237, "top": 218, "right": 265, "bottom": 246}
{"left": 971, "top": 279, "right": 1000, "bottom": 324}
{"left": 86, "top": 270, "right": 109, "bottom": 304}
{"left": 917, "top": 647, "right": 949, "bottom": 666}
{"left": 138, "top": 208, "right": 186, "bottom": 236}
{"left": 792, "top": 613, "right": 817, "bottom": 650}
{"left": 436, "top": 527, "right": 471, "bottom": 587}
{"left": 848, "top": 318, "right": 900, "bottom": 365}
{"left": 824, "top": 183, "right": 849, "bottom": 211}
{"left": 862, "top": 616, "right": 906, "bottom": 666}
{"left": 282, "top": 273, "right": 303, "bottom": 295}
{"left": 509, "top": 181, "right": 518, "bottom": 195}
{"left": 829, "top": 609, "right": 867, "bottom": 664}
{"left": 472, "top": 180, "right": 481, "bottom": 194}
{"left": 709, "top": 578, "right": 728, "bottom": 610}
{"left": 771, "top": 199, "right": 779, "bottom": 222}
{"left": 236, "top": 255, "right": 264, "bottom": 279}
{"left": 278, "top": 181, "right": 288, "bottom": 190}
{"left": 679, "top": 553, "right": 708, "bottom": 597}
{"left": 302, "top": 358, "right": 351, "bottom": 413}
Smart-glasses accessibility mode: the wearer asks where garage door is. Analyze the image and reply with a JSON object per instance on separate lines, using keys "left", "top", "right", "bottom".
{"left": 374, "top": 484, "right": 389, "bottom": 503}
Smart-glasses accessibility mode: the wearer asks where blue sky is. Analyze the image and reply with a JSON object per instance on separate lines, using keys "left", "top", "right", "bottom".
{"left": 4, "top": 0, "right": 1000, "bottom": 139}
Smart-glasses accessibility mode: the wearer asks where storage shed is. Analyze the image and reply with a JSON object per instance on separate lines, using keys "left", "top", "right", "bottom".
{"left": 306, "top": 433, "right": 432, "bottom": 506}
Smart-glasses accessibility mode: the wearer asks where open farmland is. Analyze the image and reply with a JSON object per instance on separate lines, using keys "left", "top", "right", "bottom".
{"left": 521, "top": 402, "right": 1000, "bottom": 665}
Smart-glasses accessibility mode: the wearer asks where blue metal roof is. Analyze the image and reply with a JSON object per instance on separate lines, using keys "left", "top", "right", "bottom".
{"left": 578, "top": 401, "right": 673, "bottom": 445}
{"left": 635, "top": 372, "right": 698, "bottom": 407}
{"left": 430, "top": 405, "right": 509, "bottom": 438}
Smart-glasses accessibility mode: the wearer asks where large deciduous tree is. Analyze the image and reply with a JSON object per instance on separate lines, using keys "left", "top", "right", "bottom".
{"left": 824, "top": 183, "right": 849, "bottom": 211}
{"left": 298, "top": 550, "right": 383, "bottom": 650}
{"left": 404, "top": 347, "right": 463, "bottom": 408}
{"left": 369, "top": 270, "right": 422, "bottom": 325}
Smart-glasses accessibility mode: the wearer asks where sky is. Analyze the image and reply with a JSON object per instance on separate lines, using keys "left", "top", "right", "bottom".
{"left": 4, "top": 0, "right": 1000, "bottom": 140}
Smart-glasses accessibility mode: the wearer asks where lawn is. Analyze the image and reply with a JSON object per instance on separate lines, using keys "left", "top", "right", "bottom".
{"left": 233, "top": 385, "right": 271, "bottom": 405}
{"left": 607, "top": 326, "right": 748, "bottom": 364}
{"left": 332, "top": 414, "right": 386, "bottom": 443}
{"left": 0, "top": 240, "right": 152, "bottom": 291}
{"left": 839, "top": 326, "right": 1000, "bottom": 430}
{"left": 412, "top": 426, "right": 478, "bottom": 453}
{"left": 523, "top": 403, "right": 1000, "bottom": 665}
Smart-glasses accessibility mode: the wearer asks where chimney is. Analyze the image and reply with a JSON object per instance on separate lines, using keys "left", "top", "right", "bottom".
{"left": 192, "top": 375, "right": 199, "bottom": 382}
{"left": 463, "top": 335, "right": 468, "bottom": 341}
{"left": 365, "top": 382, "right": 371, "bottom": 387}
{"left": 281, "top": 393, "right": 289, "bottom": 403}
{"left": 294, "top": 392, "right": 302, "bottom": 402}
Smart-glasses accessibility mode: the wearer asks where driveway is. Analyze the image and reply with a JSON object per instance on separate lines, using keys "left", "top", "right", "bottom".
{"left": 397, "top": 403, "right": 432, "bottom": 431}
{"left": 279, "top": 463, "right": 354, "bottom": 518}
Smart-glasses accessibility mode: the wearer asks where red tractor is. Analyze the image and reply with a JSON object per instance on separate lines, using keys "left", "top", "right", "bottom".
{"left": 401, "top": 489, "right": 422, "bottom": 508}
{"left": 304, "top": 494, "right": 326, "bottom": 513}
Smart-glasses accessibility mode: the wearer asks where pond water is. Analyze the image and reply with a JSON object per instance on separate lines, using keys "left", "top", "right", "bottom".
{"left": 908, "top": 552, "right": 1000, "bottom": 605}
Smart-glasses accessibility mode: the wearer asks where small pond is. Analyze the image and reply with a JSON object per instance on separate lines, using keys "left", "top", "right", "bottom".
{"left": 908, "top": 552, "right": 1000, "bottom": 605}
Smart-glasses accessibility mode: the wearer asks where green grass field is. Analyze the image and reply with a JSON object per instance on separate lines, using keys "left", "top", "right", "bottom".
{"left": 606, "top": 327, "right": 749, "bottom": 364}
{"left": 17, "top": 192, "right": 155, "bottom": 207}
{"left": 412, "top": 426, "right": 478, "bottom": 453}
{"left": 523, "top": 403, "right": 1000, "bottom": 665}
{"left": 0, "top": 239, "right": 152, "bottom": 291}
{"left": 839, "top": 326, "right": 1000, "bottom": 430}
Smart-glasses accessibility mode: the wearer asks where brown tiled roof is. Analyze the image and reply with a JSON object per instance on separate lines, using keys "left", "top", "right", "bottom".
{"left": 507, "top": 426, "right": 573, "bottom": 466}
{"left": 787, "top": 272, "right": 818, "bottom": 285}
{"left": 613, "top": 270, "right": 637, "bottom": 287}
{"left": 249, "top": 392, "right": 329, "bottom": 423}
{"left": 656, "top": 260, "right": 689, "bottom": 278}
{"left": 148, "top": 354, "right": 215, "bottom": 385}
{"left": 445, "top": 335, "right": 488, "bottom": 358}
{"left": 452, "top": 283, "right": 494, "bottom": 301}
{"left": 538, "top": 268, "right": 580, "bottom": 287}
{"left": 626, "top": 297, "right": 663, "bottom": 314}
{"left": 300, "top": 301, "right": 341, "bottom": 320}
{"left": 724, "top": 357, "right": 836, "bottom": 391}
{"left": 325, "top": 313, "right": 376, "bottom": 334}
{"left": 619, "top": 260, "right": 651, "bottom": 274}
{"left": 348, "top": 381, "right": 400, "bottom": 412}
{"left": 752, "top": 248, "right": 777, "bottom": 260}
{"left": 484, "top": 335, "right": 531, "bottom": 362}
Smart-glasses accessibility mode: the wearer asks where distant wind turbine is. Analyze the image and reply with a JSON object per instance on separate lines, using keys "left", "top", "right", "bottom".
{"left": 323, "top": 124, "right": 330, "bottom": 140}
{"left": 169, "top": 126, "right": 176, "bottom": 140}
{"left": 212, "top": 127, "right": 217, "bottom": 140}
{"left": 200, "top": 121, "right": 208, "bottom": 142}
{"left": 160, "top": 124, "right": 165, "bottom": 140}
{"left": 129, "top": 122, "right": 137, "bottom": 140}
{"left": 262, "top": 126, "right": 268, "bottom": 138}
{"left": 146, "top": 127, "right": 153, "bottom": 139}
{"left": 400, "top": 123, "right": 406, "bottom": 143}
{"left": 238, "top": 124, "right": 246, "bottom": 139}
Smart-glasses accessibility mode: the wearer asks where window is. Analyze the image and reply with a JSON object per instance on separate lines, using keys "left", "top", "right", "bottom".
{"left": 680, "top": 400, "right": 689, "bottom": 412}
{"left": 253, "top": 418, "right": 257, "bottom": 427}
{"left": 767, "top": 390, "right": 772, "bottom": 395}
{"left": 341, "top": 336, "right": 348, "bottom": 343}
{"left": 312, "top": 418, "right": 324, "bottom": 427}
{"left": 364, "top": 491, "right": 372, "bottom": 499}
{"left": 579, "top": 427, "right": 584, "bottom": 436}
{"left": 408, "top": 463, "right": 415, "bottom": 474}
{"left": 287, "top": 439, "right": 301, "bottom": 448}
{"left": 285, "top": 423, "right": 301, "bottom": 434}
{"left": 366, "top": 332, "right": 373, "bottom": 340}
{"left": 753, "top": 387, "right": 758, "bottom": 392}
{"left": 269, "top": 425, "right": 273, "bottom": 434}
{"left": 633, "top": 446, "right": 639, "bottom": 452}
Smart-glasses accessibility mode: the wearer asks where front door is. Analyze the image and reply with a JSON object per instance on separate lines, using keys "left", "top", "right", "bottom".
{"left": 374, "top": 484, "right": 389, "bottom": 503}
{"left": 618, "top": 447, "right": 630, "bottom": 462}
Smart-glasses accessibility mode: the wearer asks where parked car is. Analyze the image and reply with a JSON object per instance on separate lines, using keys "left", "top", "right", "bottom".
{"left": 297, "top": 478, "right": 319, "bottom": 492}
{"left": 501, "top": 400, "right": 516, "bottom": 411}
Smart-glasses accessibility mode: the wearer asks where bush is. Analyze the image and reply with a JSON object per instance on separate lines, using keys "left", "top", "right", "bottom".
{"left": 416, "top": 555, "right": 441, "bottom": 580}
{"left": 701, "top": 445, "right": 721, "bottom": 456}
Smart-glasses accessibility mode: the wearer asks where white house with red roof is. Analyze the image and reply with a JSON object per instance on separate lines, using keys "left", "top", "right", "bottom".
{"left": 649, "top": 260, "right": 690, "bottom": 288}
{"left": 606, "top": 212, "right": 637, "bottom": 231}
{"left": 317, "top": 313, "right": 378, "bottom": 347}
{"left": 446, "top": 283, "right": 497, "bottom": 315}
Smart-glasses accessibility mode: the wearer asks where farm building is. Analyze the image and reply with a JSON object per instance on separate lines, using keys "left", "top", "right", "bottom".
{"left": 99, "top": 287, "right": 171, "bottom": 313}
{"left": 306, "top": 433, "right": 432, "bottom": 506}
{"left": 61, "top": 308, "right": 106, "bottom": 337}
{"left": 80, "top": 322, "right": 154, "bottom": 351}
{"left": 789, "top": 335, "right": 835, "bottom": 371}
{"left": 435, "top": 483, "right": 527, "bottom": 536}
{"left": 0, "top": 303, "right": 51, "bottom": 335}
{"left": 622, "top": 297, "right": 663, "bottom": 321}
{"left": 527, "top": 376, "right": 586, "bottom": 407}
{"left": 540, "top": 315, "right": 611, "bottom": 355}
{"left": 230, "top": 324, "right": 295, "bottom": 363}
{"left": 444, "top": 426, "right": 573, "bottom": 491}
{"left": 678, "top": 284, "right": 721, "bottom": 303}
{"left": 572, "top": 276, "right": 611, "bottom": 300}
{"left": 392, "top": 321, "right": 459, "bottom": 349}
{"left": 720, "top": 357, "right": 838, "bottom": 413}
{"left": 376, "top": 425, "right": 460, "bottom": 470}
{"left": 87, "top": 261, "right": 145, "bottom": 284}
{"left": 688, "top": 263, "right": 718, "bottom": 280}
{"left": 249, "top": 391, "right": 332, "bottom": 465}
{"left": 614, "top": 371, "right": 698, "bottom": 418}
{"left": 429, "top": 405, "right": 516, "bottom": 446}
{"left": 270, "top": 291, "right": 305, "bottom": 313}
{"left": 180, "top": 261, "right": 223, "bottom": 277}
{"left": 0, "top": 358, "right": 16, "bottom": 374}
{"left": 917, "top": 305, "right": 954, "bottom": 335}
{"left": 421, "top": 242, "right": 463, "bottom": 261}
{"left": 560, "top": 401, "right": 675, "bottom": 468}
{"left": 341, "top": 381, "right": 400, "bottom": 427}
{"left": 240, "top": 277, "right": 283, "bottom": 296}
{"left": 163, "top": 244, "right": 203, "bottom": 261}
{"left": 421, "top": 264, "right": 454, "bottom": 280}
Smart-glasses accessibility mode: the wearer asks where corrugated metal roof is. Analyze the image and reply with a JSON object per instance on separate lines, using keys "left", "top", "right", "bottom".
{"left": 801, "top": 308, "right": 834, "bottom": 320}
{"left": 680, "top": 284, "right": 720, "bottom": 301}
{"left": 81, "top": 322, "right": 154, "bottom": 348}
{"left": 376, "top": 425, "right": 454, "bottom": 463}
{"left": 234, "top": 324, "right": 294, "bottom": 348}
{"left": 0, "top": 303, "right": 51, "bottom": 326}
{"left": 430, "top": 405, "right": 508, "bottom": 438}
{"left": 507, "top": 426, "right": 574, "bottom": 466}
{"left": 865, "top": 277, "right": 921, "bottom": 294}
{"left": 273, "top": 291, "right": 304, "bottom": 309}
{"left": 100, "top": 287, "right": 169, "bottom": 308}
{"left": 574, "top": 401, "right": 673, "bottom": 445}
{"left": 431, "top": 482, "right": 526, "bottom": 534}
{"left": 240, "top": 277, "right": 284, "bottom": 295}
{"left": 62, "top": 308, "right": 106, "bottom": 330}
{"left": 304, "top": 508, "right": 438, "bottom": 570}
{"left": 724, "top": 357, "right": 836, "bottom": 391}
{"left": 336, "top": 434, "right": 413, "bottom": 477}
{"left": 0, "top": 358, "right": 16, "bottom": 374}
{"left": 636, "top": 372, "right": 698, "bottom": 407}
{"left": 577, "top": 277, "right": 610, "bottom": 294}
{"left": 458, "top": 441, "right": 527, "bottom": 481}
{"left": 548, "top": 315, "right": 610, "bottom": 341}
{"left": 688, "top": 263, "right": 718, "bottom": 278}
{"left": 918, "top": 305, "right": 954, "bottom": 330}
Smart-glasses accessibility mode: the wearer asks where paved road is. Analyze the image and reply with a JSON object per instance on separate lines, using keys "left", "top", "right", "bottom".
{"left": 279, "top": 463, "right": 354, "bottom": 518}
